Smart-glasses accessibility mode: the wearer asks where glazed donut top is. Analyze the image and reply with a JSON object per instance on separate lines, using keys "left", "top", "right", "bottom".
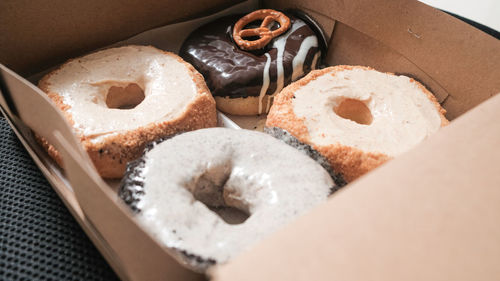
{"left": 180, "top": 12, "right": 322, "bottom": 113}
{"left": 40, "top": 45, "right": 203, "bottom": 142}
{"left": 122, "top": 128, "right": 333, "bottom": 269}
{"left": 291, "top": 66, "right": 447, "bottom": 156}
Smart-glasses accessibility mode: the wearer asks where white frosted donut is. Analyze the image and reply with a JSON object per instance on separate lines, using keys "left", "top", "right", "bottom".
{"left": 119, "top": 128, "right": 336, "bottom": 271}
{"left": 38, "top": 45, "right": 217, "bottom": 178}
{"left": 267, "top": 65, "right": 449, "bottom": 182}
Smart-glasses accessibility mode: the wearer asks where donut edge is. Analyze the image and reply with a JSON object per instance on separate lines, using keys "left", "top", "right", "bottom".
{"left": 215, "top": 96, "right": 273, "bottom": 116}
{"left": 266, "top": 65, "right": 449, "bottom": 182}
{"left": 118, "top": 134, "right": 218, "bottom": 272}
{"left": 37, "top": 45, "right": 217, "bottom": 179}
{"left": 264, "top": 127, "right": 347, "bottom": 190}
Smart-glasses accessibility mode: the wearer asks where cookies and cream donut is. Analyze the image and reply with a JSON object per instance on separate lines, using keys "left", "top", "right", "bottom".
{"left": 119, "top": 128, "right": 338, "bottom": 271}
{"left": 38, "top": 45, "right": 217, "bottom": 178}
{"left": 266, "top": 65, "right": 449, "bottom": 182}
{"left": 180, "top": 9, "right": 325, "bottom": 115}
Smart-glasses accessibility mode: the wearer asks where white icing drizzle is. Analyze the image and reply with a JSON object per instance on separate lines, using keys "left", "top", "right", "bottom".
{"left": 258, "top": 19, "right": 321, "bottom": 113}
{"left": 258, "top": 53, "right": 271, "bottom": 114}
{"left": 291, "top": 36, "right": 318, "bottom": 81}
{"left": 272, "top": 21, "right": 306, "bottom": 96}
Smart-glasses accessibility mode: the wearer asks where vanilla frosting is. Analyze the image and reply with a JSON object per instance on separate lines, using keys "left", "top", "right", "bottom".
{"left": 129, "top": 128, "right": 333, "bottom": 269}
{"left": 44, "top": 46, "right": 201, "bottom": 141}
{"left": 292, "top": 68, "right": 443, "bottom": 156}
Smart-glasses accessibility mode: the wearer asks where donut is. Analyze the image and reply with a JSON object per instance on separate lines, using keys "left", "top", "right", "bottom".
{"left": 119, "top": 128, "right": 338, "bottom": 271}
{"left": 264, "top": 126, "right": 347, "bottom": 188}
{"left": 38, "top": 45, "right": 217, "bottom": 179}
{"left": 179, "top": 9, "right": 325, "bottom": 116}
{"left": 266, "top": 65, "right": 449, "bottom": 182}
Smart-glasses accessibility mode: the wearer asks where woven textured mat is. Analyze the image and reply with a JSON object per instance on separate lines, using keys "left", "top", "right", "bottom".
{"left": 0, "top": 117, "right": 119, "bottom": 281}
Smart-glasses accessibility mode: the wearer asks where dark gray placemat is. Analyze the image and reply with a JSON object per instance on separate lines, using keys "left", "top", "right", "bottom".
{"left": 0, "top": 116, "right": 119, "bottom": 281}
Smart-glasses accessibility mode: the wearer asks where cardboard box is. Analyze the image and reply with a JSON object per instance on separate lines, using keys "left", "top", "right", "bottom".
{"left": 1, "top": 0, "right": 499, "bottom": 280}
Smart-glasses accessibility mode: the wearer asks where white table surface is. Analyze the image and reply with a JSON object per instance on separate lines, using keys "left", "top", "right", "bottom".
{"left": 420, "top": 0, "right": 500, "bottom": 31}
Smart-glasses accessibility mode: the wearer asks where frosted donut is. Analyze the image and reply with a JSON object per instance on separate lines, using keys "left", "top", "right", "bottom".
{"left": 119, "top": 128, "right": 338, "bottom": 271}
{"left": 180, "top": 10, "right": 325, "bottom": 115}
{"left": 266, "top": 65, "right": 449, "bottom": 182}
{"left": 38, "top": 45, "right": 217, "bottom": 178}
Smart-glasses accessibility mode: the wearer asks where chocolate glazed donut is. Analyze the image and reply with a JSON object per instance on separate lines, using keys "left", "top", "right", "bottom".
{"left": 179, "top": 10, "right": 327, "bottom": 115}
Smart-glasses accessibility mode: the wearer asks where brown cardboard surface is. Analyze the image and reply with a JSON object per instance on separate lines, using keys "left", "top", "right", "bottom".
{"left": 266, "top": 0, "right": 500, "bottom": 119}
{"left": 327, "top": 22, "right": 451, "bottom": 104}
{"left": 0, "top": 65, "right": 82, "bottom": 156}
{"left": 211, "top": 92, "right": 500, "bottom": 281}
{"left": 0, "top": 0, "right": 240, "bottom": 77}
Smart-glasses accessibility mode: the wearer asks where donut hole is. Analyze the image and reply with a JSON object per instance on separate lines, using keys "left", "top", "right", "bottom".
{"left": 192, "top": 167, "right": 250, "bottom": 225}
{"left": 334, "top": 98, "right": 373, "bottom": 125}
{"left": 106, "top": 83, "right": 145, "bottom": 109}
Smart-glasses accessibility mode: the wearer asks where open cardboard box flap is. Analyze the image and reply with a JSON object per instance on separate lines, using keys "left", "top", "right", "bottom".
{"left": 212, "top": 92, "right": 500, "bottom": 281}
{"left": 1, "top": 0, "right": 500, "bottom": 280}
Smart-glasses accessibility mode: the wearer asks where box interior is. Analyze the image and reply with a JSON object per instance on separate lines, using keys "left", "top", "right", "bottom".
{"left": 1, "top": 0, "right": 500, "bottom": 280}
{"left": 0, "top": 0, "right": 241, "bottom": 77}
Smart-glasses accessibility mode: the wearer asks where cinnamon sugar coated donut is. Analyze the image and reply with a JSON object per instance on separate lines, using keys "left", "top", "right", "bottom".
{"left": 266, "top": 65, "right": 449, "bottom": 182}
{"left": 38, "top": 45, "right": 217, "bottom": 178}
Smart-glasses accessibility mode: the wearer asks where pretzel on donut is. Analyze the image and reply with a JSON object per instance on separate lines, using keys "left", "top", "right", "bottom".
{"left": 233, "top": 9, "right": 291, "bottom": 51}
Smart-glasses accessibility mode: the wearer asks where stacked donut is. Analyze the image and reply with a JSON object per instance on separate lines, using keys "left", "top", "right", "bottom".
{"left": 38, "top": 8, "right": 448, "bottom": 274}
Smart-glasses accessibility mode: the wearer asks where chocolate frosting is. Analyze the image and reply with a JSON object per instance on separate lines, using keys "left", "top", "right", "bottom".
{"left": 179, "top": 13, "right": 322, "bottom": 105}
